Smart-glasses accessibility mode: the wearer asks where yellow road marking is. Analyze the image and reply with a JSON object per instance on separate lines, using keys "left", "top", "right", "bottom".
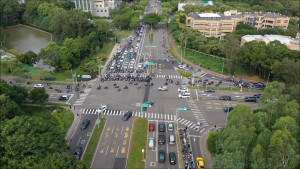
{"left": 115, "top": 133, "right": 119, "bottom": 138}
{"left": 105, "top": 132, "right": 109, "bottom": 138}
{"left": 214, "top": 103, "right": 221, "bottom": 105}
{"left": 110, "top": 147, "right": 115, "bottom": 153}
{"left": 125, "top": 127, "right": 130, "bottom": 131}
{"left": 121, "top": 147, "right": 126, "bottom": 153}
{"left": 103, "top": 140, "right": 107, "bottom": 145}
{"left": 215, "top": 107, "right": 222, "bottom": 109}
{"left": 116, "top": 127, "right": 120, "bottom": 132}
{"left": 207, "top": 107, "right": 212, "bottom": 109}
{"left": 113, "top": 140, "right": 116, "bottom": 145}
{"left": 123, "top": 140, "right": 127, "bottom": 145}
{"left": 124, "top": 132, "right": 128, "bottom": 138}
{"left": 106, "top": 127, "right": 111, "bottom": 131}
{"left": 100, "top": 148, "right": 104, "bottom": 153}
{"left": 205, "top": 102, "right": 211, "bottom": 104}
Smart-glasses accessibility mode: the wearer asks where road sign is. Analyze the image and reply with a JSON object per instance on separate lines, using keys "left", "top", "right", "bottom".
{"left": 96, "top": 119, "right": 100, "bottom": 124}
{"left": 142, "top": 104, "right": 149, "bottom": 108}
{"left": 177, "top": 108, "right": 183, "bottom": 111}
{"left": 183, "top": 107, "right": 187, "bottom": 110}
{"left": 151, "top": 46, "right": 156, "bottom": 48}
{"left": 148, "top": 62, "right": 154, "bottom": 65}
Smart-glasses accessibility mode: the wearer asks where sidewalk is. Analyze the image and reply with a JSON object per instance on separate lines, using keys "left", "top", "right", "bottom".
{"left": 65, "top": 106, "right": 81, "bottom": 143}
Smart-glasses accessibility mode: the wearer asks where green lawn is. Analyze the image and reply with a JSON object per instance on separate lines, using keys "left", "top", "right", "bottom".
{"left": 127, "top": 118, "right": 148, "bottom": 169}
{"left": 115, "top": 30, "right": 131, "bottom": 39}
{"left": 82, "top": 118, "right": 106, "bottom": 167}
{"left": 176, "top": 69, "right": 192, "bottom": 77}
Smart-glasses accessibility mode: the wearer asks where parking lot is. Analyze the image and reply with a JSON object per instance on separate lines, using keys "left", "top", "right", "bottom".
{"left": 146, "top": 120, "right": 179, "bottom": 169}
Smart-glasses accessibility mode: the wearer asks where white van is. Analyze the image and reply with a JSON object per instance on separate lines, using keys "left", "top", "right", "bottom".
{"left": 169, "top": 135, "right": 175, "bottom": 145}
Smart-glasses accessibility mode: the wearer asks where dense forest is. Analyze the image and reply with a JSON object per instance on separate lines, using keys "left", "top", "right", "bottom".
{"left": 0, "top": 79, "right": 86, "bottom": 168}
{"left": 207, "top": 81, "right": 300, "bottom": 169}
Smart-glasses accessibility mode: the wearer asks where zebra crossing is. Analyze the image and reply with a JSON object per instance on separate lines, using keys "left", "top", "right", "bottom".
{"left": 81, "top": 108, "right": 207, "bottom": 132}
{"left": 186, "top": 99, "right": 209, "bottom": 127}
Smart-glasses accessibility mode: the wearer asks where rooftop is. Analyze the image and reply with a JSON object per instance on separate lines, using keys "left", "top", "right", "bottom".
{"left": 198, "top": 13, "right": 221, "bottom": 18}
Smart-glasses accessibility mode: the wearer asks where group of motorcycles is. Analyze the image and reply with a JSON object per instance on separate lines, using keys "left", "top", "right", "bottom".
{"left": 101, "top": 73, "right": 152, "bottom": 82}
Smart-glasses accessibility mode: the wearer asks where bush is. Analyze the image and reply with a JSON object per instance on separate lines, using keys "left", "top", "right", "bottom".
{"left": 42, "top": 76, "right": 56, "bottom": 81}
{"left": 207, "top": 131, "right": 220, "bottom": 156}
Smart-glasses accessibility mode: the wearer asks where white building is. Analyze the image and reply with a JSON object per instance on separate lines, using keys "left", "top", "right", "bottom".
{"left": 178, "top": 1, "right": 213, "bottom": 11}
{"left": 72, "top": 0, "right": 122, "bottom": 17}
{"left": 241, "top": 35, "right": 300, "bottom": 51}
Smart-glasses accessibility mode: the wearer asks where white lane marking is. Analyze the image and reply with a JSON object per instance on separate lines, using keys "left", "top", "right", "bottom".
{"left": 181, "top": 119, "right": 187, "bottom": 124}
{"left": 154, "top": 113, "right": 156, "bottom": 119}
{"left": 191, "top": 124, "right": 196, "bottom": 128}
{"left": 164, "top": 114, "right": 166, "bottom": 119}
{"left": 200, "top": 128, "right": 205, "bottom": 133}
{"left": 174, "top": 115, "right": 176, "bottom": 120}
{"left": 170, "top": 115, "right": 173, "bottom": 121}
{"left": 151, "top": 113, "right": 153, "bottom": 119}
{"left": 161, "top": 114, "right": 163, "bottom": 119}
{"left": 188, "top": 123, "right": 193, "bottom": 127}
{"left": 167, "top": 114, "right": 169, "bottom": 120}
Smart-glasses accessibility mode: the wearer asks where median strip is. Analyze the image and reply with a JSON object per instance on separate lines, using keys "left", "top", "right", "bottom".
{"left": 127, "top": 118, "right": 148, "bottom": 169}
{"left": 82, "top": 118, "right": 106, "bottom": 167}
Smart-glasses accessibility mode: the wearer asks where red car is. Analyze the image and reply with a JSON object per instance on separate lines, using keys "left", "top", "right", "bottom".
{"left": 149, "top": 123, "right": 155, "bottom": 132}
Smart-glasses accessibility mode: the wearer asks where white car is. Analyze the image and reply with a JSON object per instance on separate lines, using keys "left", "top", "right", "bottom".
{"left": 178, "top": 88, "right": 189, "bottom": 92}
{"left": 34, "top": 84, "right": 44, "bottom": 88}
{"left": 178, "top": 65, "right": 185, "bottom": 69}
{"left": 179, "top": 93, "right": 191, "bottom": 99}
{"left": 117, "top": 48, "right": 121, "bottom": 53}
{"left": 148, "top": 137, "right": 155, "bottom": 148}
{"left": 158, "top": 86, "right": 168, "bottom": 91}
{"left": 195, "top": 121, "right": 202, "bottom": 130}
{"left": 124, "top": 51, "right": 128, "bottom": 55}
{"left": 96, "top": 105, "right": 107, "bottom": 113}
{"left": 168, "top": 123, "right": 174, "bottom": 131}
{"left": 181, "top": 92, "right": 191, "bottom": 96}
{"left": 130, "top": 48, "right": 133, "bottom": 53}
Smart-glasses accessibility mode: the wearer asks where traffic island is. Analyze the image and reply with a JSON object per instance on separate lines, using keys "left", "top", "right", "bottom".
{"left": 82, "top": 118, "right": 106, "bottom": 167}
{"left": 127, "top": 118, "right": 148, "bottom": 169}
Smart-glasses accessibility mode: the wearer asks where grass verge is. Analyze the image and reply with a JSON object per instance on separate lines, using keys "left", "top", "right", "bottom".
{"left": 82, "top": 118, "right": 106, "bottom": 167}
{"left": 187, "top": 85, "right": 262, "bottom": 93}
{"left": 149, "top": 32, "right": 153, "bottom": 44}
{"left": 176, "top": 69, "right": 192, "bottom": 77}
{"left": 127, "top": 118, "right": 148, "bottom": 169}
{"left": 115, "top": 30, "right": 131, "bottom": 39}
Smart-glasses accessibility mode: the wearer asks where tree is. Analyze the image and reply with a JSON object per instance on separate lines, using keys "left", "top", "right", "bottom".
{"left": 39, "top": 42, "right": 61, "bottom": 70}
{"left": 268, "top": 130, "right": 299, "bottom": 169}
{"left": 57, "top": 1, "right": 75, "bottom": 11}
{"left": 236, "top": 22, "right": 253, "bottom": 30}
{"left": 0, "top": 0, "right": 23, "bottom": 27}
{"left": 213, "top": 151, "right": 245, "bottom": 169}
{"left": 112, "top": 14, "right": 131, "bottom": 29}
{"left": 0, "top": 94, "right": 21, "bottom": 121}
{"left": 281, "top": 100, "right": 300, "bottom": 124}
{"left": 29, "top": 88, "right": 49, "bottom": 103}
{"left": 34, "top": 152, "right": 87, "bottom": 169}
{"left": 258, "top": 81, "right": 289, "bottom": 127}
{"left": 272, "top": 116, "right": 299, "bottom": 139}
{"left": 16, "top": 51, "right": 38, "bottom": 66}
{"left": 207, "top": 131, "right": 219, "bottom": 155}
{"left": 222, "top": 34, "right": 240, "bottom": 74}
{"left": 251, "top": 144, "right": 267, "bottom": 169}
{"left": 143, "top": 13, "right": 161, "bottom": 29}
{"left": 0, "top": 27, "right": 9, "bottom": 47}
{"left": 271, "top": 58, "right": 300, "bottom": 85}
{"left": 0, "top": 116, "right": 66, "bottom": 168}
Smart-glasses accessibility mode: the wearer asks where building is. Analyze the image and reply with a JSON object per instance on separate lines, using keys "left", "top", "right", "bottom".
{"left": 178, "top": 1, "right": 213, "bottom": 11}
{"left": 241, "top": 35, "right": 300, "bottom": 51}
{"left": 72, "top": 0, "right": 122, "bottom": 17}
{"left": 186, "top": 10, "right": 290, "bottom": 37}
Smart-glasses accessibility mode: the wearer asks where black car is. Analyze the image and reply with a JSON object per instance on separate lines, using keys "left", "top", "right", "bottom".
{"left": 159, "top": 150, "right": 165, "bottom": 163}
{"left": 223, "top": 107, "right": 234, "bottom": 112}
{"left": 254, "top": 94, "right": 262, "bottom": 98}
{"left": 225, "top": 77, "right": 234, "bottom": 82}
{"left": 159, "top": 123, "right": 165, "bottom": 132}
{"left": 219, "top": 96, "right": 231, "bottom": 101}
{"left": 144, "top": 100, "right": 154, "bottom": 105}
{"left": 204, "top": 88, "right": 215, "bottom": 93}
{"left": 158, "top": 135, "right": 166, "bottom": 145}
{"left": 74, "top": 147, "right": 82, "bottom": 159}
{"left": 122, "top": 111, "right": 132, "bottom": 121}
{"left": 245, "top": 97, "right": 257, "bottom": 102}
{"left": 169, "top": 152, "right": 176, "bottom": 165}
{"left": 81, "top": 119, "right": 90, "bottom": 130}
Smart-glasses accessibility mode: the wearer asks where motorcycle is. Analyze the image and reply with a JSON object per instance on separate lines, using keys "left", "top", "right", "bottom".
{"left": 150, "top": 83, "right": 154, "bottom": 86}
{"left": 104, "top": 86, "right": 108, "bottom": 89}
{"left": 97, "top": 85, "right": 101, "bottom": 90}
{"left": 164, "top": 82, "right": 168, "bottom": 85}
{"left": 124, "top": 86, "right": 128, "bottom": 89}
{"left": 117, "top": 88, "right": 121, "bottom": 91}
{"left": 80, "top": 90, "right": 84, "bottom": 93}
{"left": 137, "top": 85, "right": 141, "bottom": 89}
{"left": 175, "top": 81, "right": 180, "bottom": 85}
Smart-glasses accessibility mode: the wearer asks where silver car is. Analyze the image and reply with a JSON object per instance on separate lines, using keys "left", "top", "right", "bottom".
{"left": 148, "top": 137, "right": 155, "bottom": 148}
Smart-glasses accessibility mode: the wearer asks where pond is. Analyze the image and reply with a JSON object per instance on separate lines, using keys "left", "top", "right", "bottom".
{"left": 5, "top": 25, "right": 54, "bottom": 70}
{"left": 6, "top": 25, "right": 52, "bottom": 54}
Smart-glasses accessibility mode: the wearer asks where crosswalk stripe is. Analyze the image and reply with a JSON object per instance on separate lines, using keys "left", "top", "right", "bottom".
{"left": 191, "top": 124, "right": 196, "bottom": 128}
{"left": 188, "top": 123, "right": 193, "bottom": 127}
{"left": 135, "top": 112, "right": 138, "bottom": 117}
{"left": 181, "top": 119, "right": 187, "bottom": 124}
{"left": 164, "top": 114, "right": 166, "bottom": 119}
{"left": 179, "top": 119, "right": 185, "bottom": 123}
{"left": 151, "top": 113, "right": 153, "bottom": 119}
{"left": 83, "top": 108, "right": 86, "bottom": 114}
{"left": 148, "top": 113, "right": 150, "bottom": 118}
{"left": 200, "top": 128, "right": 205, "bottom": 133}
{"left": 167, "top": 114, "right": 169, "bottom": 120}
{"left": 88, "top": 109, "right": 92, "bottom": 114}
{"left": 154, "top": 113, "right": 156, "bottom": 119}
{"left": 144, "top": 113, "right": 147, "bottom": 118}
{"left": 139, "top": 112, "right": 141, "bottom": 117}
{"left": 184, "top": 121, "right": 191, "bottom": 126}
{"left": 174, "top": 115, "right": 176, "bottom": 120}
{"left": 170, "top": 115, "right": 173, "bottom": 121}
{"left": 161, "top": 114, "right": 163, "bottom": 119}
{"left": 92, "top": 109, "right": 96, "bottom": 114}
